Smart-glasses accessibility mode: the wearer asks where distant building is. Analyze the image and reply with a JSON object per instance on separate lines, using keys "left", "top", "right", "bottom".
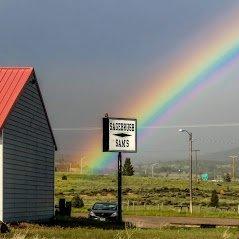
{"left": 0, "top": 67, "right": 57, "bottom": 222}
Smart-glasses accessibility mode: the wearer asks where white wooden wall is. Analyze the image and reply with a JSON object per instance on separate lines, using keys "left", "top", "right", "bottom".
{"left": 2, "top": 79, "right": 55, "bottom": 222}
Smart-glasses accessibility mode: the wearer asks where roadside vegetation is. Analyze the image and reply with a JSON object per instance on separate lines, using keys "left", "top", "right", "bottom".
{"left": 2, "top": 172, "right": 239, "bottom": 239}
{"left": 55, "top": 172, "right": 239, "bottom": 218}
{"left": 3, "top": 225, "right": 239, "bottom": 239}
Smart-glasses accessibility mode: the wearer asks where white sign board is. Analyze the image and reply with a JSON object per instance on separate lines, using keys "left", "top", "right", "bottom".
{"left": 103, "top": 117, "right": 137, "bottom": 152}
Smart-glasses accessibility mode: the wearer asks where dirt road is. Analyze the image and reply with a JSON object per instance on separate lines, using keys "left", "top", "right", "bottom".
{"left": 124, "top": 215, "right": 239, "bottom": 228}
{"left": 78, "top": 213, "right": 239, "bottom": 228}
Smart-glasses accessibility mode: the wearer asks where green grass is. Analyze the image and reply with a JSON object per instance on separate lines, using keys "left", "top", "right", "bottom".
{"left": 56, "top": 173, "right": 239, "bottom": 218}
{"left": 123, "top": 206, "right": 239, "bottom": 218}
{"left": 4, "top": 226, "right": 239, "bottom": 239}
{"left": 3, "top": 173, "right": 239, "bottom": 239}
{"left": 72, "top": 205, "right": 239, "bottom": 219}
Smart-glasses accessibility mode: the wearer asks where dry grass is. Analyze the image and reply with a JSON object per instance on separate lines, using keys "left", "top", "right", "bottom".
{"left": 1, "top": 226, "right": 238, "bottom": 239}
{"left": 3, "top": 232, "right": 48, "bottom": 239}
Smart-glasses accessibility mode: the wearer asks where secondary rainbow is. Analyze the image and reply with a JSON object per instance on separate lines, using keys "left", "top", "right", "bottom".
{"left": 77, "top": 9, "right": 239, "bottom": 171}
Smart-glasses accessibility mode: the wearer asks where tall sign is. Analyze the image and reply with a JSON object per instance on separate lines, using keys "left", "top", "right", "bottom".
{"left": 103, "top": 117, "right": 137, "bottom": 152}
{"left": 102, "top": 116, "right": 137, "bottom": 224}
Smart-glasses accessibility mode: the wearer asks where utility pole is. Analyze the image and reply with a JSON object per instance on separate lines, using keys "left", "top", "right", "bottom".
{"left": 69, "top": 163, "right": 72, "bottom": 172}
{"left": 80, "top": 156, "right": 85, "bottom": 174}
{"left": 189, "top": 132, "right": 193, "bottom": 214}
{"left": 229, "top": 155, "right": 238, "bottom": 181}
{"left": 151, "top": 163, "right": 159, "bottom": 177}
{"left": 193, "top": 150, "right": 200, "bottom": 182}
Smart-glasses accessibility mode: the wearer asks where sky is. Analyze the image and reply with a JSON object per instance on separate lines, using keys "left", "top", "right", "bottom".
{"left": 0, "top": 1, "right": 239, "bottom": 166}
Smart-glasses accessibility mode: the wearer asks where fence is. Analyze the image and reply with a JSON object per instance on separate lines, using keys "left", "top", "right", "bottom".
{"left": 83, "top": 201, "right": 239, "bottom": 215}
{"left": 121, "top": 201, "right": 239, "bottom": 215}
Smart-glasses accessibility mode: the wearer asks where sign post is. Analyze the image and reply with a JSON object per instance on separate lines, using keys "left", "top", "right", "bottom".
{"left": 117, "top": 152, "right": 122, "bottom": 223}
{"left": 103, "top": 116, "right": 137, "bottom": 224}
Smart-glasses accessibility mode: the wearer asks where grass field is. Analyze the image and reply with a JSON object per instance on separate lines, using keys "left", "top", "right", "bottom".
{"left": 4, "top": 226, "right": 239, "bottom": 239}
{"left": 55, "top": 172, "right": 239, "bottom": 218}
{"left": 3, "top": 172, "right": 239, "bottom": 239}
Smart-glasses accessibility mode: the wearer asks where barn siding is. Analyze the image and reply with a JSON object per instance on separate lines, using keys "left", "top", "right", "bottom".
{"left": 3, "top": 80, "right": 55, "bottom": 222}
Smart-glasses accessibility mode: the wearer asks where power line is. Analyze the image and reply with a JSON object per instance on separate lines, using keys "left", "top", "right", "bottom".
{"left": 53, "top": 122, "right": 239, "bottom": 131}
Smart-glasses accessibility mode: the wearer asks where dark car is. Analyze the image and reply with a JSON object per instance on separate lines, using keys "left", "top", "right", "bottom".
{"left": 88, "top": 202, "right": 118, "bottom": 222}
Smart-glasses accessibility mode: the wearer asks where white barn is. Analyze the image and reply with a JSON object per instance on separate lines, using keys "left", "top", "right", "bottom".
{"left": 0, "top": 67, "right": 57, "bottom": 222}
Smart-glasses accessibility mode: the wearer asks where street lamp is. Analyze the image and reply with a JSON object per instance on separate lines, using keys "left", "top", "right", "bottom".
{"left": 179, "top": 128, "right": 193, "bottom": 214}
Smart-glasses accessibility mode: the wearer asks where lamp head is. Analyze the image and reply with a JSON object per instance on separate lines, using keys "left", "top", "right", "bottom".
{"left": 179, "top": 129, "right": 185, "bottom": 132}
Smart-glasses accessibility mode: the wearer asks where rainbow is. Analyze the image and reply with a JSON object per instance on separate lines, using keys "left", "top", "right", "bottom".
{"left": 75, "top": 8, "right": 239, "bottom": 172}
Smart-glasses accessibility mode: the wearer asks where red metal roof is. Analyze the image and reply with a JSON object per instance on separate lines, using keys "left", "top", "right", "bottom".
{"left": 0, "top": 67, "right": 57, "bottom": 150}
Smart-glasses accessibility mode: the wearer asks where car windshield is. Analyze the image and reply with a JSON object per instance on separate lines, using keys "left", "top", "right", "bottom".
{"left": 93, "top": 203, "right": 117, "bottom": 211}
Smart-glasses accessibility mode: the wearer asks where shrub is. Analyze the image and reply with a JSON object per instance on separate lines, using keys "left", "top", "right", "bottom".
{"left": 209, "top": 190, "right": 219, "bottom": 207}
{"left": 62, "top": 175, "right": 67, "bottom": 180}
{"left": 71, "top": 195, "right": 84, "bottom": 208}
{"left": 223, "top": 173, "right": 231, "bottom": 182}
{"left": 122, "top": 158, "right": 134, "bottom": 176}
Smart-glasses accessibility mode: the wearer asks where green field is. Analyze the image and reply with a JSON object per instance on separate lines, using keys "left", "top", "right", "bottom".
{"left": 4, "top": 172, "right": 239, "bottom": 239}
{"left": 5, "top": 226, "right": 239, "bottom": 239}
{"left": 55, "top": 172, "right": 239, "bottom": 218}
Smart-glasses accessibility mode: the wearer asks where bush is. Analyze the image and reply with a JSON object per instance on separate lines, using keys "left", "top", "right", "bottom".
{"left": 209, "top": 190, "right": 219, "bottom": 207}
{"left": 122, "top": 158, "right": 134, "bottom": 176}
{"left": 223, "top": 173, "right": 231, "bottom": 182}
{"left": 71, "top": 195, "right": 84, "bottom": 208}
{"left": 62, "top": 175, "right": 67, "bottom": 180}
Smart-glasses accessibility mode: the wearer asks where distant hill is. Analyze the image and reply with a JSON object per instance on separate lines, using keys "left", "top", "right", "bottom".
{"left": 200, "top": 147, "right": 239, "bottom": 162}
{"left": 133, "top": 147, "right": 239, "bottom": 178}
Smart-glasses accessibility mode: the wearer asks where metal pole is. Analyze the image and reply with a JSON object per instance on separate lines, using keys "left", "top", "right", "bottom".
{"left": 233, "top": 157, "right": 235, "bottom": 180}
{"left": 151, "top": 163, "right": 158, "bottom": 177}
{"left": 80, "top": 156, "right": 85, "bottom": 174}
{"left": 118, "top": 152, "right": 122, "bottom": 223}
{"left": 179, "top": 129, "right": 193, "bottom": 214}
{"left": 229, "top": 155, "right": 237, "bottom": 181}
{"left": 193, "top": 150, "right": 200, "bottom": 182}
{"left": 189, "top": 133, "right": 193, "bottom": 214}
